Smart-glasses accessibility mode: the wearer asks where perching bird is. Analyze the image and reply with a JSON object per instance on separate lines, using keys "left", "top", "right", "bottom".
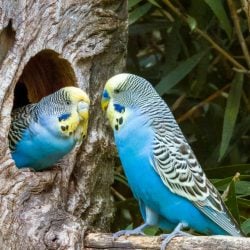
{"left": 9, "top": 86, "right": 90, "bottom": 171}
{"left": 101, "top": 73, "right": 244, "bottom": 249}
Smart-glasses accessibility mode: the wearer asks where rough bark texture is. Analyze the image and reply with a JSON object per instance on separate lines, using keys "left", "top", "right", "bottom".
{"left": 85, "top": 233, "right": 250, "bottom": 250}
{"left": 0, "top": 0, "right": 127, "bottom": 249}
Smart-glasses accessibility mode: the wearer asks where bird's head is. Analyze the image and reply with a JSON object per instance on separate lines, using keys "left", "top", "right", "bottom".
{"left": 101, "top": 73, "right": 156, "bottom": 131}
{"left": 101, "top": 74, "right": 126, "bottom": 111}
{"left": 101, "top": 74, "right": 131, "bottom": 130}
{"left": 38, "top": 86, "right": 90, "bottom": 139}
{"left": 62, "top": 86, "right": 90, "bottom": 121}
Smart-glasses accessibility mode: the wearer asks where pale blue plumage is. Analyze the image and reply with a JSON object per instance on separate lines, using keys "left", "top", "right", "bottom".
{"left": 115, "top": 107, "right": 233, "bottom": 235}
{"left": 12, "top": 113, "right": 76, "bottom": 170}
{"left": 102, "top": 73, "right": 244, "bottom": 247}
{"left": 9, "top": 87, "right": 90, "bottom": 171}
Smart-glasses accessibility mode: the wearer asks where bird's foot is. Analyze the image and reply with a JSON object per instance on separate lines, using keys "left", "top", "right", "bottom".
{"left": 112, "top": 229, "right": 145, "bottom": 239}
{"left": 160, "top": 223, "right": 192, "bottom": 250}
{"left": 113, "top": 223, "right": 148, "bottom": 240}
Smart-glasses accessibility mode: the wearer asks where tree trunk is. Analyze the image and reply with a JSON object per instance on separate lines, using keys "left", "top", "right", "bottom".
{"left": 0, "top": 0, "right": 127, "bottom": 249}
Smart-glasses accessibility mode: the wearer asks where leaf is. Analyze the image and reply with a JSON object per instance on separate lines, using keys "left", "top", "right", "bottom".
{"left": 211, "top": 177, "right": 233, "bottom": 188}
{"left": 129, "top": 3, "right": 152, "bottom": 25}
{"left": 204, "top": 0, "right": 232, "bottom": 38}
{"left": 129, "top": 20, "right": 169, "bottom": 35}
{"left": 241, "top": 218, "right": 250, "bottom": 235}
{"left": 190, "top": 48, "right": 210, "bottom": 97}
{"left": 206, "top": 114, "right": 250, "bottom": 166}
{"left": 144, "top": 226, "right": 159, "bottom": 235}
{"left": 155, "top": 51, "right": 206, "bottom": 95}
{"left": 205, "top": 164, "right": 250, "bottom": 178}
{"left": 126, "top": 223, "right": 134, "bottom": 230}
{"left": 224, "top": 179, "right": 241, "bottom": 224}
{"left": 187, "top": 15, "right": 197, "bottom": 31}
{"left": 219, "top": 73, "right": 243, "bottom": 160}
{"left": 238, "top": 198, "right": 250, "bottom": 208}
{"left": 162, "top": 23, "right": 181, "bottom": 73}
{"left": 128, "top": 0, "right": 143, "bottom": 10}
{"left": 235, "top": 181, "right": 250, "bottom": 196}
{"left": 213, "top": 178, "right": 250, "bottom": 197}
{"left": 189, "top": 0, "right": 213, "bottom": 30}
{"left": 147, "top": 0, "right": 162, "bottom": 9}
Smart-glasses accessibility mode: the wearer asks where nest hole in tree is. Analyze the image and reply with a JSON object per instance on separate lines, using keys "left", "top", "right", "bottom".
{"left": 13, "top": 49, "right": 77, "bottom": 109}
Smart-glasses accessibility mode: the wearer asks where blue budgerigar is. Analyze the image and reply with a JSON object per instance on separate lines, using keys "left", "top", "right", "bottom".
{"left": 101, "top": 73, "right": 244, "bottom": 248}
{"left": 9, "top": 86, "right": 90, "bottom": 171}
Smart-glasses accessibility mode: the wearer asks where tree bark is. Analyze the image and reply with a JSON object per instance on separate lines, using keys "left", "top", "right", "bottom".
{"left": 0, "top": 0, "right": 127, "bottom": 249}
{"left": 85, "top": 233, "right": 250, "bottom": 250}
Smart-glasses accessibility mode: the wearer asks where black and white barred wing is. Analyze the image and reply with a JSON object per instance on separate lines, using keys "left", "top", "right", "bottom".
{"left": 8, "top": 104, "right": 36, "bottom": 151}
{"left": 151, "top": 131, "right": 243, "bottom": 236}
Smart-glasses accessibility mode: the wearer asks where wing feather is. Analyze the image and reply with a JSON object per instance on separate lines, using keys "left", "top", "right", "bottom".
{"left": 8, "top": 104, "right": 36, "bottom": 151}
{"left": 151, "top": 125, "right": 243, "bottom": 236}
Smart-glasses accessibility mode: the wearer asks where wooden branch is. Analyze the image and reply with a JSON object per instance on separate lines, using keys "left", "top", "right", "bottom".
{"left": 85, "top": 233, "right": 250, "bottom": 249}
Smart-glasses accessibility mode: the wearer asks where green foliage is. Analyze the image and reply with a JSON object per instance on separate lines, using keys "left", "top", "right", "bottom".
{"left": 219, "top": 73, "right": 244, "bottom": 160}
{"left": 129, "top": 2, "right": 152, "bottom": 25}
{"left": 225, "top": 176, "right": 241, "bottom": 224}
{"left": 111, "top": 0, "right": 250, "bottom": 235}
{"left": 204, "top": 0, "right": 232, "bottom": 38}
{"left": 155, "top": 51, "right": 207, "bottom": 94}
{"left": 242, "top": 219, "right": 250, "bottom": 235}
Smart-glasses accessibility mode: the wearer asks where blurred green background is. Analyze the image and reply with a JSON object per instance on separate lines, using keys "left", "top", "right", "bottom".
{"left": 111, "top": 0, "right": 250, "bottom": 236}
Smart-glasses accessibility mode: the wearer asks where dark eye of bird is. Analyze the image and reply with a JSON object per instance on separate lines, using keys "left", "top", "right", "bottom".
{"left": 66, "top": 100, "right": 71, "bottom": 105}
{"left": 114, "top": 89, "right": 120, "bottom": 94}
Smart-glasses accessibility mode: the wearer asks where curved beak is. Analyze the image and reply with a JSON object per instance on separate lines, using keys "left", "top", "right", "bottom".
{"left": 101, "top": 99, "right": 109, "bottom": 111}
{"left": 101, "top": 89, "right": 110, "bottom": 112}
{"left": 78, "top": 101, "right": 89, "bottom": 121}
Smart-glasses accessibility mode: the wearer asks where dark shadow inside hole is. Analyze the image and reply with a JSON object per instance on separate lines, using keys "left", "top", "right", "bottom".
{"left": 13, "top": 82, "right": 30, "bottom": 109}
{"left": 14, "top": 49, "right": 77, "bottom": 109}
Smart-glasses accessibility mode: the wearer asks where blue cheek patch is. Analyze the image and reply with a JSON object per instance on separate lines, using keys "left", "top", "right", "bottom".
{"left": 58, "top": 113, "right": 71, "bottom": 122}
{"left": 114, "top": 103, "right": 125, "bottom": 113}
{"left": 103, "top": 89, "right": 110, "bottom": 99}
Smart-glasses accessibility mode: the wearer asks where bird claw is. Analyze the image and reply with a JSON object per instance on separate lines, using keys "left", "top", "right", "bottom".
{"left": 113, "top": 228, "right": 145, "bottom": 240}
{"left": 159, "top": 222, "right": 192, "bottom": 250}
{"left": 113, "top": 223, "right": 149, "bottom": 240}
{"left": 160, "top": 230, "right": 191, "bottom": 250}
{"left": 160, "top": 231, "right": 191, "bottom": 240}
